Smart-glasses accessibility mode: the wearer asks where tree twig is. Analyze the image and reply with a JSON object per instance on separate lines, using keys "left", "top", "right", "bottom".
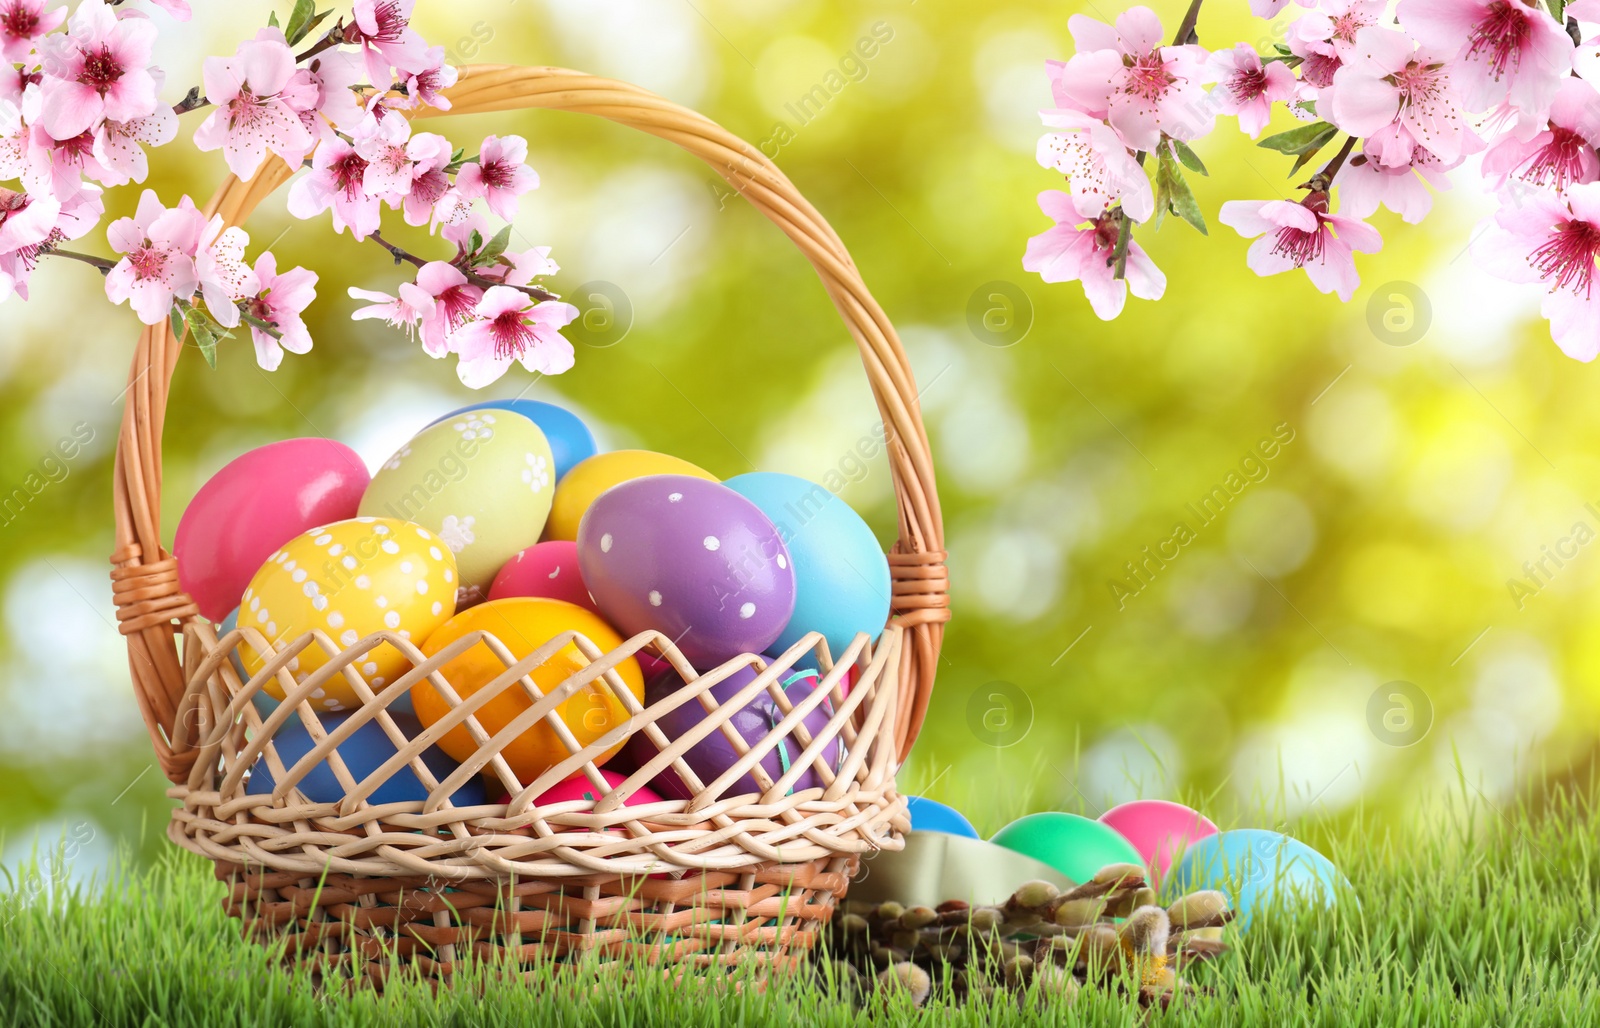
{"left": 42, "top": 247, "right": 116, "bottom": 274}
{"left": 240, "top": 311, "right": 284, "bottom": 340}
{"left": 367, "top": 230, "right": 558, "bottom": 303}
{"left": 1172, "top": 0, "right": 1204, "bottom": 46}
{"left": 1305, "top": 134, "right": 1360, "bottom": 193}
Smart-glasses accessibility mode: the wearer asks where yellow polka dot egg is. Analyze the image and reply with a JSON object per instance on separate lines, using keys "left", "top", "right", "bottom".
{"left": 238, "top": 517, "right": 458, "bottom": 711}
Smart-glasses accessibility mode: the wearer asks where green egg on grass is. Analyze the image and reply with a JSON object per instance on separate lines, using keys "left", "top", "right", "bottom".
{"left": 359, "top": 409, "right": 556, "bottom": 590}
{"left": 990, "top": 811, "right": 1144, "bottom": 886}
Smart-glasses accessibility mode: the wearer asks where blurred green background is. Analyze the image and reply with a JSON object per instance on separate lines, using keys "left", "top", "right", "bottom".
{"left": 2, "top": 0, "right": 1596, "bottom": 881}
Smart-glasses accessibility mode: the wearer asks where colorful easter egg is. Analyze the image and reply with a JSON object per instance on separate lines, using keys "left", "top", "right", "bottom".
{"left": 410, "top": 598, "right": 643, "bottom": 783}
{"left": 246, "top": 710, "right": 484, "bottom": 806}
{"left": 627, "top": 665, "right": 844, "bottom": 801}
{"left": 528, "top": 768, "right": 663, "bottom": 809}
{"left": 547, "top": 450, "right": 717, "bottom": 542}
{"left": 216, "top": 607, "right": 279, "bottom": 716}
{"left": 990, "top": 812, "right": 1145, "bottom": 886}
{"left": 430, "top": 399, "right": 597, "bottom": 481}
{"left": 578, "top": 475, "right": 796, "bottom": 669}
{"left": 1170, "top": 829, "right": 1350, "bottom": 931}
{"left": 904, "top": 795, "right": 980, "bottom": 838}
{"left": 359, "top": 410, "right": 555, "bottom": 590}
{"left": 1099, "top": 799, "right": 1218, "bottom": 887}
{"left": 487, "top": 540, "right": 599, "bottom": 614}
{"left": 176, "top": 438, "right": 369, "bottom": 621}
{"left": 724, "top": 472, "right": 891, "bottom": 661}
{"left": 239, "top": 518, "right": 458, "bottom": 711}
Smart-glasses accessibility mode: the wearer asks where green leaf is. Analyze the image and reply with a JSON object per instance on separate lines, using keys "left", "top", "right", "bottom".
{"left": 169, "top": 304, "right": 186, "bottom": 340}
{"left": 1258, "top": 120, "right": 1339, "bottom": 156}
{"left": 187, "top": 316, "right": 219, "bottom": 370}
{"left": 476, "top": 225, "right": 513, "bottom": 267}
{"left": 284, "top": 0, "right": 317, "bottom": 45}
{"left": 1154, "top": 149, "right": 1207, "bottom": 236}
{"left": 1171, "top": 140, "right": 1207, "bottom": 176}
{"left": 1549, "top": 0, "right": 1565, "bottom": 21}
{"left": 467, "top": 229, "right": 484, "bottom": 258}
{"left": 268, "top": 10, "right": 280, "bottom": 28}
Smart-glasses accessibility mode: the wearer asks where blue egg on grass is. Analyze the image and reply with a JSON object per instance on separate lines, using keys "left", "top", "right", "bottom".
{"left": 431, "top": 398, "right": 597, "bottom": 481}
{"left": 1171, "top": 829, "right": 1351, "bottom": 931}
{"left": 904, "top": 795, "right": 980, "bottom": 838}
{"left": 723, "top": 472, "right": 891, "bottom": 662}
{"left": 246, "top": 711, "right": 485, "bottom": 806}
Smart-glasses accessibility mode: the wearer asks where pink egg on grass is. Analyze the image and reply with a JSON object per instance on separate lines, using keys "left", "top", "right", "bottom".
{"left": 488, "top": 540, "right": 600, "bottom": 614}
{"left": 175, "top": 438, "right": 369, "bottom": 621}
{"left": 1098, "top": 799, "right": 1219, "bottom": 887}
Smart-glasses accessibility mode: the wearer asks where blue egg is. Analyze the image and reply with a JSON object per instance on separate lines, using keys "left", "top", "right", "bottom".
{"left": 1170, "top": 829, "right": 1351, "bottom": 931}
{"left": 905, "top": 795, "right": 979, "bottom": 838}
{"left": 246, "top": 710, "right": 485, "bottom": 807}
{"left": 431, "top": 399, "right": 597, "bottom": 481}
{"left": 723, "top": 472, "right": 891, "bottom": 661}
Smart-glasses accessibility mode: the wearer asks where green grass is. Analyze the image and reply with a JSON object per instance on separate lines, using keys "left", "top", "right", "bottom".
{"left": 2, "top": 785, "right": 1598, "bottom": 1027}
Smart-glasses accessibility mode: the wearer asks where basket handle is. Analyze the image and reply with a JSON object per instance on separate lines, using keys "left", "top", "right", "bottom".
{"left": 111, "top": 65, "right": 948, "bottom": 784}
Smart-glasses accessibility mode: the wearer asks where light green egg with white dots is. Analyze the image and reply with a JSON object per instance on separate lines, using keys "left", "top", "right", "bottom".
{"left": 359, "top": 410, "right": 556, "bottom": 590}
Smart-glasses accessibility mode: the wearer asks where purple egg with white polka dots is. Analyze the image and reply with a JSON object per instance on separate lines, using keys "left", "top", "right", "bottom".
{"left": 577, "top": 475, "right": 797, "bottom": 669}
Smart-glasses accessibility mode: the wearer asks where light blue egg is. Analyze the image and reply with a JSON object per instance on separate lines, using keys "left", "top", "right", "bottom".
{"left": 1170, "top": 828, "right": 1351, "bottom": 931}
{"left": 430, "top": 398, "right": 597, "bottom": 481}
{"left": 246, "top": 711, "right": 485, "bottom": 807}
{"left": 904, "top": 795, "right": 979, "bottom": 838}
{"left": 723, "top": 472, "right": 891, "bottom": 662}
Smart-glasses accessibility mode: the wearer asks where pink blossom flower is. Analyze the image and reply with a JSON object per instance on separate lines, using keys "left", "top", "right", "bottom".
{"left": 0, "top": 186, "right": 59, "bottom": 258}
{"left": 286, "top": 48, "right": 365, "bottom": 146}
{"left": 286, "top": 137, "right": 382, "bottom": 239}
{"left": 1037, "top": 108, "right": 1154, "bottom": 222}
{"left": 146, "top": 0, "right": 190, "bottom": 19}
{"left": 0, "top": 187, "right": 98, "bottom": 300}
{"left": 411, "top": 260, "right": 476, "bottom": 356}
{"left": 1249, "top": 0, "right": 1315, "bottom": 17}
{"left": 429, "top": 187, "right": 473, "bottom": 230}
{"left": 454, "top": 135, "right": 539, "bottom": 221}
{"left": 348, "top": 280, "right": 435, "bottom": 340}
{"left": 399, "top": 131, "right": 452, "bottom": 226}
{"left": 1219, "top": 193, "right": 1382, "bottom": 301}
{"left": 0, "top": 0, "right": 65, "bottom": 63}
{"left": 1207, "top": 43, "right": 1297, "bottom": 138}
{"left": 482, "top": 245, "right": 559, "bottom": 288}
{"left": 1328, "top": 27, "right": 1466, "bottom": 163}
{"left": 0, "top": 98, "right": 28, "bottom": 180}
{"left": 352, "top": 113, "right": 432, "bottom": 199}
{"left": 241, "top": 251, "right": 316, "bottom": 370}
{"left": 1336, "top": 144, "right": 1457, "bottom": 223}
{"left": 1482, "top": 76, "right": 1600, "bottom": 193}
{"left": 347, "top": 0, "right": 430, "bottom": 87}
{"left": 1021, "top": 190, "right": 1166, "bottom": 320}
{"left": 1055, "top": 6, "right": 1214, "bottom": 151}
{"left": 1287, "top": 0, "right": 1387, "bottom": 92}
{"left": 104, "top": 189, "right": 207, "bottom": 325}
{"left": 36, "top": 0, "right": 159, "bottom": 140}
{"left": 452, "top": 286, "right": 578, "bottom": 386}
{"left": 91, "top": 102, "right": 178, "bottom": 185}
{"left": 195, "top": 219, "right": 257, "bottom": 328}
{"left": 398, "top": 46, "right": 457, "bottom": 110}
{"left": 192, "top": 30, "right": 316, "bottom": 180}
{"left": 1398, "top": 0, "right": 1572, "bottom": 121}
{"left": 1475, "top": 181, "right": 1600, "bottom": 359}
{"left": 23, "top": 121, "right": 111, "bottom": 198}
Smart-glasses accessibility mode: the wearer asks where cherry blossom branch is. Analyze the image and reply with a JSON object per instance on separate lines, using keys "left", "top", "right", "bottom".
{"left": 240, "top": 311, "right": 284, "bottom": 340}
{"left": 169, "top": 22, "right": 348, "bottom": 117}
{"left": 1304, "top": 134, "right": 1359, "bottom": 193}
{"left": 367, "top": 230, "right": 559, "bottom": 304}
{"left": 1172, "top": 0, "right": 1205, "bottom": 46}
{"left": 41, "top": 248, "right": 116, "bottom": 275}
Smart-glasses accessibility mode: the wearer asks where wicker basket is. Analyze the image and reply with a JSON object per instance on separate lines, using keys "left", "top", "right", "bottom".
{"left": 107, "top": 66, "right": 949, "bottom": 983}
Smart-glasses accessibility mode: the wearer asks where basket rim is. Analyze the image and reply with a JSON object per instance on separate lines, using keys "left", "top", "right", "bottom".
{"left": 110, "top": 63, "right": 949, "bottom": 788}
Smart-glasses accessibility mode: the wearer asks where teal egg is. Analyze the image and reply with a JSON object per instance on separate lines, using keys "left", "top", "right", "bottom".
{"left": 1170, "top": 829, "right": 1351, "bottom": 931}
{"left": 430, "top": 399, "right": 597, "bottom": 481}
{"left": 723, "top": 472, "right": 890, "bottom": 662}
{"left": 990, "top": 811, "right": 1144, "bottom": 885}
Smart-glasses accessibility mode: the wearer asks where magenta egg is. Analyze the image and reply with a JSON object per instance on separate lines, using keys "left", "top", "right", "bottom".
{"left": 488, "top": 540, "right": 600, "bottom": 613}
{"left": 577, "top": 475, "right": 796, "bottom": 669}
{"left": 627, "top": 665, "right": 844, "bottom": 802}
{"left": 175, "top": 438, "right": 369, "bottom": 621}
{"left": 1099, "top": 799, "right": 1219, "bottom": 886}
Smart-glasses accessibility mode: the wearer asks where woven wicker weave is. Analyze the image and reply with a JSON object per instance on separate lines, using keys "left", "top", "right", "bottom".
{"left": 109, "top": 65, "right": 948, "bottom": 982}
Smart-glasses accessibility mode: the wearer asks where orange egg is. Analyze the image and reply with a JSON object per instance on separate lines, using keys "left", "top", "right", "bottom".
{"left": 411, "top": 598, "right": 643, "bottom": 782}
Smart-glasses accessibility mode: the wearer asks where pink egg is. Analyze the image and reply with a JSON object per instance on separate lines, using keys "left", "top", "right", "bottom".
{"left": 1098, "top": 799, "right": 1219, "bottom": 886}
{"left": 174, "top": 438, "right": 369, "bottom": 621}
{"left": 493, "top": 768, "right": 662, "bottom": 809}
{"left": 487, "top": 540, "right": 600, "bottom": 614}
